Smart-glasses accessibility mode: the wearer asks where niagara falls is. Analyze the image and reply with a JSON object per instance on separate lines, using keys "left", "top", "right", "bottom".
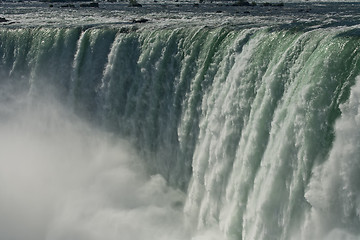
{"left": 0, "top": 1, "right": 360, "bottom": 240}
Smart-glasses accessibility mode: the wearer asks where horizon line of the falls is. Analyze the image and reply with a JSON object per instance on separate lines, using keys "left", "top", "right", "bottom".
{"left": 1, "top": 25, "right": 360, "bottom": 240}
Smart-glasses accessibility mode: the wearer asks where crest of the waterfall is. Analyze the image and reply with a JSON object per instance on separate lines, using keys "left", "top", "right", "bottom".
{"left": 70, "top": 28, "right": 117, "bottom": 118}
{"left": 184, "top": 27, "right": 360, "bottom": 240}
{"left": 2, "top": 24, "right": 360, "bottom": 240}
{"left": 183, "top": 28, "right": 261, "bottom": 232}
{"left": 304, "top": 76, "right": 360, "bottom": 240}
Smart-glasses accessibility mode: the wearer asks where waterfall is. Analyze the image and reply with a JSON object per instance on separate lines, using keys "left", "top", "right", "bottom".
{"left": 1, "top": 25, "right": 360, "bottom": 240}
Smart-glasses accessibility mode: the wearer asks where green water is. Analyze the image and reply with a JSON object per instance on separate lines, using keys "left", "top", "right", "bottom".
{"left": 1, "top": 26, "right": 360, "bottom": 239}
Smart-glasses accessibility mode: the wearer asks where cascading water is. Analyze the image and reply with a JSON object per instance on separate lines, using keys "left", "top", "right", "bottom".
{"left": 1, "top": 24, "right": 360, "bottom": 240}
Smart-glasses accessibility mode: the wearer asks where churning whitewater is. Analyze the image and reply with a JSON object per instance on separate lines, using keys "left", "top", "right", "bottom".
{"left": 1, "top": 7, "right": 360, "bottom": 240}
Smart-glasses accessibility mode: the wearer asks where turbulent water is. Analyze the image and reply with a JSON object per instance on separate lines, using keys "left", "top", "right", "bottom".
{"left": 1, "top": 2, "right": 360, "bottom": 240}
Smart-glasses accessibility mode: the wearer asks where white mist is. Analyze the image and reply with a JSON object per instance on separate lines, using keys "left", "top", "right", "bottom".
{"left": 0, "top": 95, "right": 188, "bottom": 240}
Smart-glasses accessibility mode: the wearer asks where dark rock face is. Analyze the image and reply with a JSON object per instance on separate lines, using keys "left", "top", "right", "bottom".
{"left": 80, "top": 2, "right": 99, "bottom": 7}
{"left": 232, "top": 0, "right": 250, "bottom": 6}
{"left": 263, "top": 2, "right": 284, "bottom": 7}
{"left": 132, "top": 18, "right": 149, "bottom": 23}
{"left": 128, "top": 0, "right": 142, "bottom": 7}
{"left": 0, "top": 17, "right": 9, "bottom": 23}
{"left": 60, "top": 4, "right": 75, "bottom": 8}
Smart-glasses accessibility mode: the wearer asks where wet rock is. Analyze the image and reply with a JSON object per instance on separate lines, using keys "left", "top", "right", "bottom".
{"left": 132, "top": 18, "right": 149, "bottom": 23}
{"left": 60, "top": 4, "right": 75, "bottom": 8}
{"left": 263, "top": 2, "right": 284, "bottom": 7}
{"left": 232, "top": 0, "right": 250, "bottom": 6}
{"left": 80, "top": 2, "right": 99, "bottom": 7}
{"left": 0, "top": 17, "right": 9, "bottom": 23}
{"left": 128, "top": 0, "right": 142, "bottom": 7}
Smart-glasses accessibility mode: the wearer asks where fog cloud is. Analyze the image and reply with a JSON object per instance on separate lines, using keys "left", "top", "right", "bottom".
{"left": 0, "top": 94, "right": 188, "bottom": 240}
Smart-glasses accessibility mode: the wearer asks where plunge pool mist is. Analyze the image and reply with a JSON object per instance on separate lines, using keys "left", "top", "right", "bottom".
{"left": 0, "top": 94, "right": 189, "bottom": 240}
